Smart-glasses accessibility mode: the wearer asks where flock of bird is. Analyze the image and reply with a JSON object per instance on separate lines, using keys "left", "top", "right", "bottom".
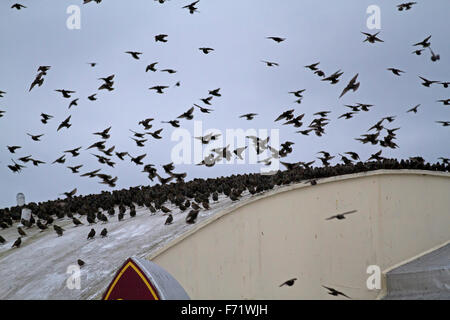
{"left": 1, "top": 1, "right": 449, "bottom": 299}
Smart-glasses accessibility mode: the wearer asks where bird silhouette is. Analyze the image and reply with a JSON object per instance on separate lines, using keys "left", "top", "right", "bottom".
{"left": 199, "top": 47, "right": 214, "bottom": 54}
{"left": 146, "top": 62, "right": 158, "bottom": 72}
{"left": 165, "top": 214, "right": 173, "bottom": 225}
{"left": 387, "top": 68, "right": 405, "bottom": 76}
{"left": 413, "top": 35, "right": 431, "bottom": 48}
{"left": 407, "top": 104, "right": 420, "bottom": 113}
{"left": 261, "top": 60, "right": 279, "bottom": 67}
{"left": 397, "top": 2, "right": 417, "bottom": 11}
{"left": 240, "top": 113, "right": 258, "bottom": 120}
{"left": 27, "top": 133, "right": 44, "bottom": 141}
{"left": 87, "top": 228, "right": 96, "bottom": 240}
{"left": 55, "top": 89, "right": 75, "bottom": 98}
{"left": 182, "top": 1, "right": 200, "bottom": 14}
{"left": 326, "top": 210, "right": 357, "bottom": 220}
{"left": 339, "top": 74, "right": 360, "bottom": 98}
{"left": 7, "top": 146, "right": 21, "bottom": 153}
{"left": 267, "top": 36, "right": 285, "bottom": 43}
{"left": 149, "top": 85, "right": 169, "bottom": 94}
{"left": 361, "top": 31, "right": 384, "bottom": 43}
{"left": 11, "top": 3, "right": 26, "bottom": 10}
{"left": 125, "top": 51, "right": 143, "bottom": 59}
{"left": 155, "top": 34, "right": 168, "bottom": 42}
{"left": 178, "top": 107, "right": 195, "bottom": 120}
{"left": 322, "top": 286, "right": 351, "bottom": 299}
{"left": 419, "top": 76, "right": 439, "bottom": 87}
{"left": 280, "top": 278, "right": 297, "bottom": 287}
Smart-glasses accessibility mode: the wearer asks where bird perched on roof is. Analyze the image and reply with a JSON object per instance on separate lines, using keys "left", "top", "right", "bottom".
{"left": 11, "top": 237, "right": 21, "bottom": 248}
{"left": 53, "top": 225, "right": 64, "bottom": 237}
{"left": 17, "top": 227, "right": 27, "bottom": 236}
{"left": 165, "top": 214, "right": 173, "bottom": 225}
{"left": 87, "top": 228, "right": 96, "bottom": 240}
{"left": 186, "top": 210, "right": 199, "bottom": 224}
{"left": 73, "top": 217, "right": 84, "bottom": 226}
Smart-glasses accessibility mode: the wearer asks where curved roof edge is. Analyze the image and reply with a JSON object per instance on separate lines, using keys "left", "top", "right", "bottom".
{"left": 146, "top": 169, "right": 450, "bottom": 261}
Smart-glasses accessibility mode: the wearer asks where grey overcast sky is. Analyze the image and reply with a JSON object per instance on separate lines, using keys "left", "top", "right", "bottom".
{"left": 0, "top": 0, "right": 449, "bottom": 208}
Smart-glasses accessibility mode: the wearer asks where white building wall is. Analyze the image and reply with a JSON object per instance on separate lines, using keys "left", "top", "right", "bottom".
{"left": 148, "top": 170, "right": 450, "bottom": 299}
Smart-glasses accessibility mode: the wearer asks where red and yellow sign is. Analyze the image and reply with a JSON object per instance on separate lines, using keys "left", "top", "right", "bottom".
{"left": 103, "top": 258, "right": 160, "bottom": 300}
